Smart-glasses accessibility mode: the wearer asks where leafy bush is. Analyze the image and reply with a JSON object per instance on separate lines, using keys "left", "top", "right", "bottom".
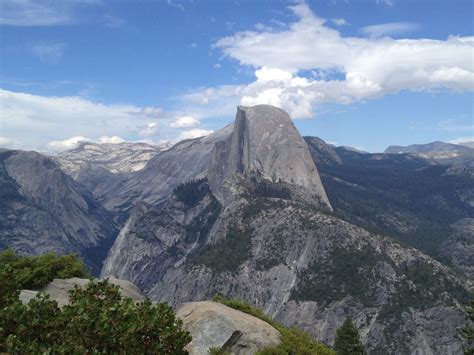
{"left": 0, "top": 249, "right": 90, "bottom": 291}
{"left": 212, "top": 295, "right": 334, "bottom": 355}
{"left": 0, "top": 252, "right": 191, "bottom": 354}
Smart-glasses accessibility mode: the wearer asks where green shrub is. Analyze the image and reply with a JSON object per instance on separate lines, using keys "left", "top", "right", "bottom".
{"left": 0, "top": 252, "right": 191, "bottom": 354}
{"left": 2, "top": 280, "right": 191, "bottom": 354}
{"left": 0, "top": 249, "right": 90, "bottom": 291}
{"left": 212, "top": 295, "right": 334, "bottom": 355}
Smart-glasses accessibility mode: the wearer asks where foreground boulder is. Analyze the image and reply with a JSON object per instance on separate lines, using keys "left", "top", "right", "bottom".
{"left": 19, "top": 277, "right": 144, "bottom": 306}
{"left": 176, "top": 301, "right": 281, "bottom": 354}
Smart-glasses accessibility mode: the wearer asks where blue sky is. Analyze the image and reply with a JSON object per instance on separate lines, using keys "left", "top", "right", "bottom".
{"left": 0, "top": 0, "right": 473, "bottom": 152}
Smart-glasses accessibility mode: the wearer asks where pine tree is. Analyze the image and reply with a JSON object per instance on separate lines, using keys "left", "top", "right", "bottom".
{"left": 463, "top": 300, "right": 474, "bottom": 355}
{"left": 334, "top": 317, "right": 366, "bottom": 355}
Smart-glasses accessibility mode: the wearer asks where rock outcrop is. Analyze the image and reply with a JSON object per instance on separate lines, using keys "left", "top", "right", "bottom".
{"left": 176, "top": 301, "right": 280, "bottom": 355}
{"left": 19, "top": 277, "right": 145, "bottom": 306}
{"left": 0, "top": 150, "right": 117, "bottom": 274}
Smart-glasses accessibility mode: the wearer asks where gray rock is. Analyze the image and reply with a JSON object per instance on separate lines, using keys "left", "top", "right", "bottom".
{"left": 19, "top": 277, "right": 145, "bottom": 307}
{"left": 176, "top": 301, "right": 280, "bottom": 355}
{"left": 96, "top": 124, "right": 233, "bottom": 218}
{"left": 55, "top": 141, "right": 170, "bottom": 175}
{"left": 0, "top": 150, "right": 117, "bottom": 274}
{"left": 440, "top": 218, "right": 474, "bottom": 282}
{"left": 208, "top": 105, "right": 331, "bottom": 209}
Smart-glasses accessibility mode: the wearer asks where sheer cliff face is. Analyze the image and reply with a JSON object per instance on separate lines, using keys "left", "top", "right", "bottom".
{"left": 0, "top": 150, "right": 117, "bottom": 274}
{"left": 209, "top": 105, "right": 331, "bottom": 209}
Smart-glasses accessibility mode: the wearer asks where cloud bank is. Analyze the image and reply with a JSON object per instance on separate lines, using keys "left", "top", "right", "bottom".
{"left": 185, "top": 3, "right": 473, "bottom": 119}
{"left": 0, "top": 89, "right": 203, "bottom": 152}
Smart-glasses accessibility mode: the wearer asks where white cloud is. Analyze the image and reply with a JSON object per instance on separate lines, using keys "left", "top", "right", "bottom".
{"left": 170, "top": 116, "right": 200, "bottom": 128}
{"left": 331, "top": 18, "right": 348, "bottom": 26}
{"left": 0, "top": 0, "right": 100, "bottom": 27}
{"left": 0, "top": 89, "right": 175, "bottom": 152}
{"left": 47, "top": 136, "right": 90, "bottom": 151}
{"left": 32, "top": 42, "right": 67, "bottom": 64}
{"left": 178, "top": 129, "right": 214, "bottom": 140}
{"left": 360, "top": 22, "right": 420, "bottom": 38}
{"left": 138, "top": 122, "right": 160, "bottom": 137}
{"left": 185, "top": 2, "right": 473, "bottom": 119}
{"left": 98, "top": 136, "right": 125, "bottom": 144}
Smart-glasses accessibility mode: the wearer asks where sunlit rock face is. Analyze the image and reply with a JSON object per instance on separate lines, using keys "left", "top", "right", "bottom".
{"left": 208, "top": 105, "right": 332, "bottom": 209}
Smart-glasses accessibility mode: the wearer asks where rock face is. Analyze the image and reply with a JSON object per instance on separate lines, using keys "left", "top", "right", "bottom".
{"left": 92, "top": 124, "right": 233, "bottom": 220}
{"left": 0, "top": 150, "right": 117, "bottom": 274}
{"left": 176, "top": 301, "right": 280, "bottom": 355}
{"left": 102, "top": 106, "right": 470, "bottom": 354}
{"left": 56, "top": 141, "right": 170, "bottom": 175}
{"left": 439, "top": 218, "right": 474, "bottom": 281}
{"left": 208, "top": 105, "right": 331, "bottom": 209}
{"left": 19, "top": 277, "right": 145, "bottom": 306}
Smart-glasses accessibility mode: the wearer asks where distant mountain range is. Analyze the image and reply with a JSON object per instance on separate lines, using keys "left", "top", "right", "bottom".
{"left": 385, "top": 140, "right": 474, "bottom": 166}
{"left": 0, "top": 106, "right": 472, "bottom": 354}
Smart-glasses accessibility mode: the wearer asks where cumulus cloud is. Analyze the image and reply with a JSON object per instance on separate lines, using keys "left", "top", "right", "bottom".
{"left": 331, "top": 18, "right": 348, "bottom": 26}
{"left": 170, "top": 115, "right": 200, "bottom": 128}
{"left": 46, "top": 135, "right": 126, "bottom": 152}
{"left": 47, "top": 136, "right": 90, "bottom": 151}
{"left": 178, "top": 129, "right": 214, "bottom": 140}
{"left": 186, "top": 2, "right": 473, "bottom": 119}
{"left": 0, "top": 89, "right": 177, "bottom": 152}
{"left": 98, "top": 136, "right": 125, "bottom": 144}
{"left": 138, "top": 123, "right": 160, "bottom": 137}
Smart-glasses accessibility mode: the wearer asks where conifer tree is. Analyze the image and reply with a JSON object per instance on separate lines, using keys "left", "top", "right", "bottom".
{"left": 334, "top": 317, "right": 366, "bottom": 355}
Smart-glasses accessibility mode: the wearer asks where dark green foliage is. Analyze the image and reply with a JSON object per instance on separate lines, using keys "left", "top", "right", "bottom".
{"left": 2, "top": 280, "right": 191, "bottom": 354}
{"left": 184, "top": 195, "right": 221, "bottom": 243}
{"left": 248, "top": 175, "right": 292, "bottom": 200}
{"left": 333, "top": 318, "right": 366, "bottom": 355}
{"left": 291, "top": 246, "right": 383, "bottom": 305}
{"left": 378, "top": 260, "right": 469, "bottom": 323}
{"left": 0, "top": 249, "right": 90, "bottom": 292}
{"left": 463, "top": 300, "right": 474, "bottom": 355}
{"left": 212, "top": 295, "right": 334, "bottom": 355}
{"left": 307, "top": 141, "right": 474, "bottom": 257}
{"left": 174, "top": 178, "right": 210, "bottom": 207}
{"left": 193, "top": 226, "right": 253, "bottom": 273}
{"left": 255, "top": 226, "right": 286, "bottom": 271}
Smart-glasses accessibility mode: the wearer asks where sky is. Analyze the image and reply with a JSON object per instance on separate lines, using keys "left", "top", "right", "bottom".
{"left": 0, "top": 0, "right": 473, "bottom": 153}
